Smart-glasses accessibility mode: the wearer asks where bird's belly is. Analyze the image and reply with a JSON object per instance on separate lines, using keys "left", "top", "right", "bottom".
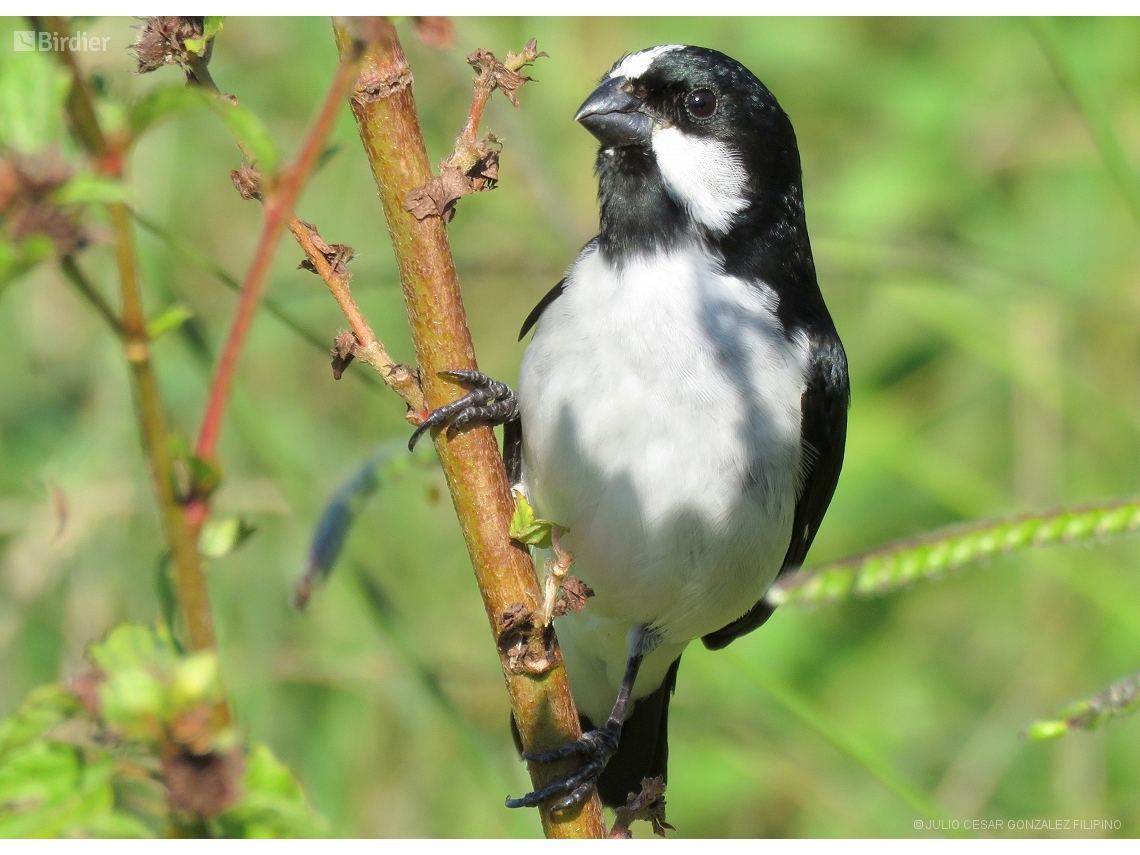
{"left": 518, "top": 248, "right": 807, "bottom": 646}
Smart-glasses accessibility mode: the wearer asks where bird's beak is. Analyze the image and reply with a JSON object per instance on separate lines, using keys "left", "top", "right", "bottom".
{"left": 575, "top": 76, "right": 653, "bottom": 148}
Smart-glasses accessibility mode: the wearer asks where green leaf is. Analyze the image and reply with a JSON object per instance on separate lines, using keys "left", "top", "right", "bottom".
{"left": 170, "top": 652, "right": 221, "bottom": 710}
{"left": 199, "top": 516, "right": 258, "bottom": 559}
{"left": 153, "top": 553, "right": 180, "bottom": 649}
{"left": 212, "top": 744, "right": 328, "bottom": 838}
{"left": 209, "top": 99, "right": 279, "bottom": 175}
{"left": 0, "top": 741, "right": 151, "bottom": 839}
{"left": 128, "top": 82, "right": 278, "bottom": 174}
{"left": 0, "top": 235, "right": 55, "bottom": 290}
{"left": 186, "top": 454, "right": 223, "bottom": 501}
{"left": 88, "top": 624, "right": 178, "bottom": 678}
{"left": 51, "top": 173, "right": 130, "bottom": 206}
{"left": 508, "top": 490, "right": 557, "bottom": 549}
{"left": 184, "top": 17, "right": 225, "bottom": 56}
{"left": 99, "top": 668, "right": 165, "bottom": 735}
{"left": 0, "top": 48, "right": 70, "bottom": 152}
{"left": 129, "top": 84, "right": 210, "bottom": 141}
{"left": 145, "top": 304, "right": 193, "bottom": 340}
{"left": 0, "top": 686, "right": 81, "bottom": 762}
{"left": 1025, "top": 719, "right": 1070, "bottom": 741}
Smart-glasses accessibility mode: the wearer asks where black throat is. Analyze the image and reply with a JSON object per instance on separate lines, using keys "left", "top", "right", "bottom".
{"left": 595, "top": 146, "right": 689, "bottom": 264}
{"left": 594, "top": 139, "right": 828, "bottom": 337}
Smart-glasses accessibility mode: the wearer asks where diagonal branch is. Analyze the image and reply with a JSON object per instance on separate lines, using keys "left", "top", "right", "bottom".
{"left": 286, "top": 216, "right": 424, "bottom": 411}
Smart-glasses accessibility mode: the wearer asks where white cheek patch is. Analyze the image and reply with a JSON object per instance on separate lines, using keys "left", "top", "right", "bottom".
{"left": 652, "top": 127, "right": 749, "bottom": 234}
{"left": 608, "top": 45, "right": 684, "bottom": 81}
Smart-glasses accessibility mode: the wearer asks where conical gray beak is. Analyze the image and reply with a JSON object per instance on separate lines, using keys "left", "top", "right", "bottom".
{"left": 575, "top": 76, "right": 653, "bottom": 148}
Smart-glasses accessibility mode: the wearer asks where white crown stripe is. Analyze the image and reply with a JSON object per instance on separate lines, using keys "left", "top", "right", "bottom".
{"left": 608, "top": 44, "right": 685, "bottom": 81}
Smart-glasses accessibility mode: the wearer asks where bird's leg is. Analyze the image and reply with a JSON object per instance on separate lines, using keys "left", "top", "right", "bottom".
{"left": 407, "top": 370, "right": 519, "bottom": 458}
{"left": 507, "top": 627, "right": 657, "bottom": 812}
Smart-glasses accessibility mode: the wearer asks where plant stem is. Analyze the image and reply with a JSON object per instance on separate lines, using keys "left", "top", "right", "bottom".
{"left": 286, "top": 215, "right": 424, "bottom": 410}
{"left": 194, "top": 52, "right": 363, "bottom": 467}
{"left": 331, "top": 18, "right": 605, "bottom": 838}
{"left": 109, "top": 203, "right": 220, "bottom": 656}
{"left": 59, "top": 256, "right": 125, "bottom": 338}
{"left": 40, "top": 16, "right": 220, "bottom": 662}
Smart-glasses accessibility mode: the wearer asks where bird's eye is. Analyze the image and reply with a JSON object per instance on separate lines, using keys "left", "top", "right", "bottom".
{"left": 685, "top": 88, "right": 717, "bottom": 119}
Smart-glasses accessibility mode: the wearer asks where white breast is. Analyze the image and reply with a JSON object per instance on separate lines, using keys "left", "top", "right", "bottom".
{"left": 518, "top": 244, "right": 809, "bottom": 719}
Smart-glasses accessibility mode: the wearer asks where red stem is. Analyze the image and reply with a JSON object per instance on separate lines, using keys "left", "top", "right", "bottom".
{"left": 194, "top": 56, "right": 361, "bottom": 465}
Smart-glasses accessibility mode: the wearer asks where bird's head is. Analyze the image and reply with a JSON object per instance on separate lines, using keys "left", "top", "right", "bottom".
{"left": 577, "top": 45, "right": 804, "bottom": 254}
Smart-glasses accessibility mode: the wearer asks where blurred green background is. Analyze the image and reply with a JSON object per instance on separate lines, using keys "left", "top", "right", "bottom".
{"left": 1, "top": 16, "right": 1139, "bottom": 838}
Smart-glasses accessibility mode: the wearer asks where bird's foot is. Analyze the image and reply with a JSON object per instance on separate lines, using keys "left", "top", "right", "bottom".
{"left": 407, "top": 370, "right": 518, "bottom": 451}
{"left": 506, "top": 721, "right": 620, "bottom": 812}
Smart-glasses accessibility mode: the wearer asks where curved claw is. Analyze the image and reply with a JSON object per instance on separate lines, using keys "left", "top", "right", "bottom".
{"left": 407, "top": 370, "right": 518, "bottom": 451}
{"left": 505, "top": 756, "right": 606, "bottom": 810}
{"left": 506, "top": 724, "right": 620, "bottom": 811}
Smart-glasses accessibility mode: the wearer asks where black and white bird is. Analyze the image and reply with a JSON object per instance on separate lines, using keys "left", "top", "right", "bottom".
{"left": 410, "top": 44, "right": 849, "bottom": 812}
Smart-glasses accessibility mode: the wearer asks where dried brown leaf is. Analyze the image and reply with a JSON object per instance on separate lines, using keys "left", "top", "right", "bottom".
{"left": 296, "top": 220, "right": 355, "bottom": 277}
{"left": 331, "top": 330, "right": 357, "bottom": 380}
{"left": 230, "top": 163, "right": 261, "bottom": 201}
{"left": 132, "top": 17, "right": 204, "bottom": 74}
{"left": 405, "top": 145, "right": 499, "bottom": 223}
{"left": 609, "top": 775, "right": 674, "bottom": 838}
{"left": 552, "top": 575, "right": 594, "bottom": 618}
{"left": 163, "top": 746, "right": 243, "bottom": 818}
{"left": 0, "top": 152, "right": 87, "bottom": 254}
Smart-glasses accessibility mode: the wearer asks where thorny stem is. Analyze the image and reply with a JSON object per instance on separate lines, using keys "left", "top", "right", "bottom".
{"left": 38, "top": 17, "right": 221, "bottom": 665}
{"left": 286, "top": 215, "right": 425, "bottom": 411}
{"left": 331, "top": 18, "right": 605, "bottom": 838}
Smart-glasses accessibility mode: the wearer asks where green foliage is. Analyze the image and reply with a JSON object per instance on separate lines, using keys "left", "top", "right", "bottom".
{"left": 0, "top": 47, "right": 69, "bottom": 153}
{"left": 199, "top": 515, "right": 258, "bottom": 559}
{"left": 0, "top": 624, "right": 327, "bottom": 839}
{"left": 144, "top": 303, "right": 194, "bottom": 340}
{"left": 128, "top": 84, "right": 212, "bottom": 141}
{"left": 184, "top": 17, "right": 225, "bottom": 58}
{"left": 771, "top": 499, "right": 1140, "bottom": 607}
{"left": 508, "top": 490, "right": 557, "bottom": 549}
{"left": 50, "top": 173, "right": 130, "bottom": 206}
{"left": 209, "top": 98, "right": 279, "bottom": 175}
{"left": 212, "top": 744, "right": 329, "bottom": 838}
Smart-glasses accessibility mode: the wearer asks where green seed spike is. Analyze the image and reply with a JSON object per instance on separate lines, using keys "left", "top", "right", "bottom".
{"left": 769, "top": 498, "right": 1140, "bottom": 607}
{"left": 1026, "top": 670, "right": 1140, "bottom": 741}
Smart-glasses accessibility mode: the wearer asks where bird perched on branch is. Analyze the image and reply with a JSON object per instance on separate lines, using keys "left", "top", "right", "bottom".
{"left": 411, "top": 44, "right": 849, "bottom": 811}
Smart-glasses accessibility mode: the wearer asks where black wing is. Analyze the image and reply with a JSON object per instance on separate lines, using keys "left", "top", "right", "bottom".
{"left": 518, "top": 278, "right": 565, "bottom": 341}
{"left": 702, "top": 330, "right": 849, "bottom": 650}
{"left": 504, "top": 278, "right": 568, "bottom": 484}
